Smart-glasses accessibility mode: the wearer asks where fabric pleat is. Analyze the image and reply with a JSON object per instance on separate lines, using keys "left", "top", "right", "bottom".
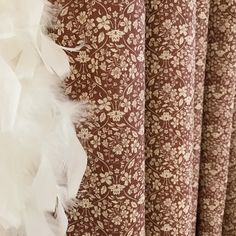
{"left": 21, "top": 0, "right": 236, "bottom": 234}
{"left": 197, "top": 0, "right": 236, "bottom": 235}
{"left": 50, "top": 0, "right": 146, "bottom": 235}
{"left": 145, "top": 0, "right": 197, "bottom": 234}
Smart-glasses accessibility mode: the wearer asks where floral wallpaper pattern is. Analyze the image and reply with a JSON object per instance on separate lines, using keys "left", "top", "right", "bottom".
{"left": 51, "top": 0, "right": 236, "bottom": 235}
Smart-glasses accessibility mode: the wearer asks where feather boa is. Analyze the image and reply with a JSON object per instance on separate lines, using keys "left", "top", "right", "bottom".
{"left": 0, "top": 0, "right": 87, "bottom": 235}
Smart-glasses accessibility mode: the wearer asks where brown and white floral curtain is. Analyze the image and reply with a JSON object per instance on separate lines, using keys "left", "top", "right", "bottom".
{"left": 51, "top": 0, "right": 236, "bottom": 235}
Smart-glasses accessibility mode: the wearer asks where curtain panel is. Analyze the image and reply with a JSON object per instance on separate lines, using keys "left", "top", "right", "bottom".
{"left": 51, "top": 0, "right": 236, "bottom": 235}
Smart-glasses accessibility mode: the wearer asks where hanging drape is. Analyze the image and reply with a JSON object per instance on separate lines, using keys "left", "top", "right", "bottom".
{"left": 51, "top": 0, "right": 236, "bottom": 235}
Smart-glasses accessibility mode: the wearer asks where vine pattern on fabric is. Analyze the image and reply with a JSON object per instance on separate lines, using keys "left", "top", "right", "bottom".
{"left": 51, "top": 0, "right": 145, "bottom": 235}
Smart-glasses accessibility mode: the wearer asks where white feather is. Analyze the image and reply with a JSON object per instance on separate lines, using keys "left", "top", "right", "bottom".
{"left": 0, "top": 0, "right": 88, "bottom": 235}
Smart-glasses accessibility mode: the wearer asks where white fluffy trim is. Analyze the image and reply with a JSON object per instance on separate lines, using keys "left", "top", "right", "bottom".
{"left": 0, "top": 0, "right": 87, "bottom": 235}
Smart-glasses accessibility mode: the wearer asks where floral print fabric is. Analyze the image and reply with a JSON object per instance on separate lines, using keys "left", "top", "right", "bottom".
{"left": 51, "top": 0, "right": 145, "bottom": 235}
{"left": 51, "top": 0, "right": 236, "bottom": 235}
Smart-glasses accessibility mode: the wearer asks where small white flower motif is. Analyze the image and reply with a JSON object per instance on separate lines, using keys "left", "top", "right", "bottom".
{"left": 112, "top": 11, "right": 118, "bottom": 18}
{"left": 108, "top": 110, "right": 125, "bottom": 122}
{"left": 98, "top": 98, "right": 112, "bottom": 111}
{"left": 150, "top": 61, "right": 160, "bottom": 74}
{"left": 120, "top": 17, "right": 132, "bottom": 33}
{"left": 178, "top": 145, "right": 186, "bottom": 155}
{"left": 129, "top": 64, "right": 138, "bottom": 79}
{"left": 185, "top": 35, "right": 194, "bottom": 45}
{"left": 79, "top": 92, "right": 90, "bottom": 100}
{"left": 178, "top": 87, "right": 187, "bottom": 97}
{"left": 163, "top": 198, "right": 172, "bottom": 207}
{"left": 111, "top": 66, "right": 122, "bottom": 79}
{"left": 183, "top": 152, "right": 191, "bottom": 161}
{"left": 97, "top": 16, "right": 110, "bottom": 30}
{"left": 138, "top": 194, "right": 145, "bottom": 204}
{"left": 100, "top": 172, "right": 112, "bottom": 185}
{"left": 162, "top": 142, "right": 172, "bottom": 152}
{"left": 139, "top": 90, "right": 145, "bottom": 101}
{"left": 75, "top": 51, "right": 90, "bottom": 63}
{"left": 78, "top": 199, "right": 93, "bottom": 208}
{"left": 130, "top": 210, "right": 139, "bottom": 223}
{"left": 112, "top": 215, "right": 122, "bottom": 225}
{"left": 162, "top": 83, "right": 172, "bottom": 93}
{"left": 88, "top": 58, "right": 98, "bottom": 72}
{"left": 77, "top": 128, "right": 92, "bottom": 140}
{"left": 54, "top": 20, "right": 64, "bottom": 36}
{"left": 131, "top": 139, "right": 139, "bottom": 153}
{"left": 121, "top": 173, "right": 131, "bottom": 186}
{"left": 162, "top": 19, "right": 172, "bottom": 29}
{"left": 151, "top": 0, "right": 161, "bottom": 10}
{"left": 106, "top": 30, "right": 125, "bottom": 42}
{"left": 91, "top": 206, "right": 101, "bottom": 218}
{"left": 160, "top": 112, "right": 172, "bottom": 121}
{"left": 199, "top": 11, "right": 207, "bottom": 20}
{"left": 69, "top": 208, "right": 80, "bottom": 221}
{"left": 160, "top": 170, "right": 173, "bottom": 179}
{"left": 185, "top": 95, "right": 193, "bottom": 105}
{"left": 179, "top": 24, "right": 188, "bottom": 36}
{"left": 120, "top": 98, "right": 131, "bottom": 112}
{"left": 113, "top": 144, "right": 123, "bottom": 155}
{"left": 137, "top": 52, "right": 145, "bottom": 62}
{"left": 90, "top": 135, "right": 101, "bottom": 148}
{"left": 86, "top": 19, "right": 95, "bottom": 30}
{"left": 159, "top": 50, "right": 173, "bottom": 60}
{"left": 161, "top": 224, "right": 172, "bottom": 232}
{"left": 108, "top": 184, "right": 125, "bottom": 195}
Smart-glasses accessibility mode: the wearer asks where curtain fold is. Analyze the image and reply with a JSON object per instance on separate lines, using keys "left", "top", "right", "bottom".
{"left": 197, "top": 0, "right": 236, "bottom": 234}
{"left": 145, "top": 0, "right": 199, "bottom": 234}
{"left": 51, "top": 0, "right": 146, "bottom": 235}
{"left": 51, "top": 0, "right": 236, "bottom": 235}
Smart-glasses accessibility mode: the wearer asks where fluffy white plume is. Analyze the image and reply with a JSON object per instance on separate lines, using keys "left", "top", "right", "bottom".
{"left": 0, "top": 0, "right": 87, "bottom": 235}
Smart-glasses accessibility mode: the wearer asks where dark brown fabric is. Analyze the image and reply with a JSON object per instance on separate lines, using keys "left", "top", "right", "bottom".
{"left": 51, "top": 0, "right": 236, "bottom": 235}
{"left": 51, "top": 0, "right": 145, "bottom": 235}
{"left": 198, "top": 1, "right": 236, "bottom": 234}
